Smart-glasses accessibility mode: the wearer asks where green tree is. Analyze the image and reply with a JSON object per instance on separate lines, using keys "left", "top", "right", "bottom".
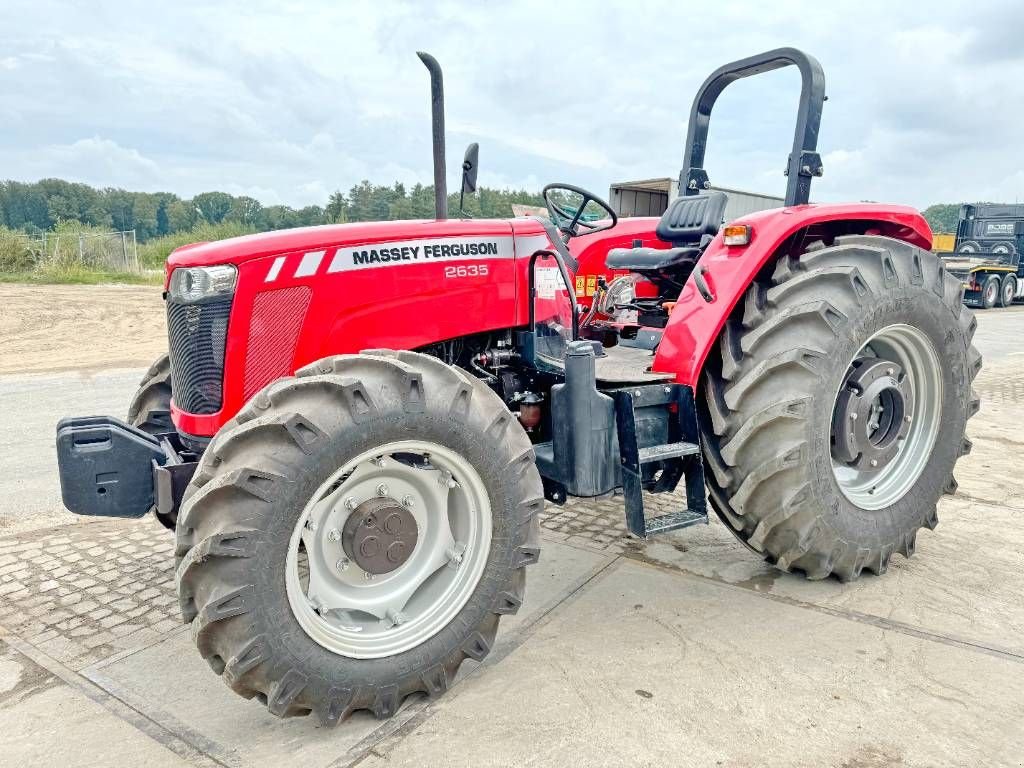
{"left": 193, "top": 191, "right": 234, "bottom": 224}
{"left": 921, "top": 204, "right": 961, "bottom": 234}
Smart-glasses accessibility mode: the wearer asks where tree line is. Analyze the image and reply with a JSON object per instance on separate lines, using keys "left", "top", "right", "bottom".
{"left": 0, "top": 177, "right": 962, "bottom": 240}
{"left": 0, "top": 178, "right": 548, "bottom": 242}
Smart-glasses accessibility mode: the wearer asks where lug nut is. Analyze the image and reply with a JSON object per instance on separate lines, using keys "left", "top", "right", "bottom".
{"left": 376, "top": 483, "right": 389, "bottom": 497}
{"left": 850, "top": 412, "right": 858, "bottom": 421}
{"left": 371, "top": 457, "right": 386, "bottom": 468}
{"left": 402, "top": 495, "right": 415, "bottom": 508}
{"left": 344, "top": 497, "right": 357, "bottom": 510}
{"left": 363, "top": 571, "right": 375, "bottom": 581}
{"left": 328, "top": 529, "right": 341, "bottom": 542}
{"left": 336, "top": 558, "right": 349, "bottom": 572}
{"left": 870, "top": 459, "right": 878, "bottom": 467}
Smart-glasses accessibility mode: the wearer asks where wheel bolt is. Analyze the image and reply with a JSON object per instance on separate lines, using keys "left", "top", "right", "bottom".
{"left": 886, "top": 368, "right": 894, "bottom": 376}
{"left": 870, "top": 459, "right": 878, "bottom": 467}
{"left": 850, "top": 412, "right": 858, "bottom": 421}
{"left": 371, "top": 457, "right": 386, "bottom": 468}
{"left": 402, "top": 495, "right": 415, "bottom": 508}
{"left": 328, "top": 529, "right": 341, "bottom": 542}
{"left": 905, "top": 415, "right": 912, "bottom": 423}
{"left": 376, "top": 483, "right": 389, "bottom": 497}
{"left": 344, "top": 497, "right": 357, "bottom": 510}
{"left": 336, "top": 558, "right": 350, "bottom": 572}
{"left": 363, "top": 571, "right": 375, "bottom": 581}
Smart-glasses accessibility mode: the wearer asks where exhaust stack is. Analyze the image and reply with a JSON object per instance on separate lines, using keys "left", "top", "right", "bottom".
{"left": 417, "top": 52, "right": 447, "bottom": 220}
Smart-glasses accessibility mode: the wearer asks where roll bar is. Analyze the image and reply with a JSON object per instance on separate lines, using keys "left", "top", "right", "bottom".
{"left": 680, "top": 47, "right": 826, "bottom": 207}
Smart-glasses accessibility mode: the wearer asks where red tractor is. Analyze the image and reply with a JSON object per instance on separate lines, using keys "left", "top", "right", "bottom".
{"left": 56, "top": 49, "right": 980, "bottom": 725}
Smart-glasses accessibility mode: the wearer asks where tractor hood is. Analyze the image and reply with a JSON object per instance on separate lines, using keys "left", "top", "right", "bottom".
{"left": 165, "top": 218, "right": 532, "bottom": 275}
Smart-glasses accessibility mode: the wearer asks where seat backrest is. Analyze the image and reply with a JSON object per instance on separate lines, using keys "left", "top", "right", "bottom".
{"left": 655, "top": 190, "right": 728, "bottom": 246}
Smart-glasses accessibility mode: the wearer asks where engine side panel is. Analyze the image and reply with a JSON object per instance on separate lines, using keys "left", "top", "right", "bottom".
{"left": 172, "top": 219, "right": 530, "bottom": 436}
{"left": 653, "top": 203, "right": 933, "bottom": 387}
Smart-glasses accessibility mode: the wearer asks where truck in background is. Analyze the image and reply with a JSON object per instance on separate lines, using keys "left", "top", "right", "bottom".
{"left": 940, "top": 203, "right": 1024, "bottom": 309}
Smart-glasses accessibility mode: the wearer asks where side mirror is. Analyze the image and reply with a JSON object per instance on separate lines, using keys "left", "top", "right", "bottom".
{"left": 461, "top": 143, "right": 479, "bottom": 194}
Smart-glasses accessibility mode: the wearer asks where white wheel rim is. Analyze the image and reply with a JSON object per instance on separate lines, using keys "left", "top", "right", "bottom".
{"left": 830, "top": 324, "right": 943, "bottom": 510}
{"left": 285, "top": 440, "right": 492, "bottom": 659}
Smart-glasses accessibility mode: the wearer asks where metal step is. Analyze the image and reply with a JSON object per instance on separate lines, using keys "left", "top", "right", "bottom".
{"left": 612, "top": 384, "right": 708, "bottom": 539}
{"left": 645, "top": 509, "right": 708, "bottom": 535}
{"left": 638, "top": 441, "right": 700, "bottom": 464}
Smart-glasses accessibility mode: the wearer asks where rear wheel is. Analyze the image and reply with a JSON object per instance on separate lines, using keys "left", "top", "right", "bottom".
{"left": 981, "top": 275, "right": 1000, "bottom": 309}
{"left": 701, "top": 235, "right": 980, "bottom": 580}
{"left": 175, "top": 350, "right": 542, "bottom": 724}
{"left": 999, "top": 276, "right": 1016, "bottom": 308}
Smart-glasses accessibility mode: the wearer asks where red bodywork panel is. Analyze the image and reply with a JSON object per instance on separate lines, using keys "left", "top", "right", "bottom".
{"left": 166, "top": 204, "right": 929, "bottom": 437}
{"left": 651, "top": 203, "right": 931, "bottom": 386}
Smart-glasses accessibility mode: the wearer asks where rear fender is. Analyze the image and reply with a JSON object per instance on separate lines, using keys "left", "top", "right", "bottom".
{"left": 652, "top": 203, "right": 932, "bottom": 387}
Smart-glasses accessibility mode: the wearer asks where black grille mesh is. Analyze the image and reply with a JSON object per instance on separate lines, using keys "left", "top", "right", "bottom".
{"left": 167, "top": 296, "right": 232, "bottom": 414}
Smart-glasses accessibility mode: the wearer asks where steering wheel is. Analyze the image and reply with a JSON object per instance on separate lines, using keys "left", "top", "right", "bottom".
{"left": 542, "top": 183, "right": 618, "bottom": 240}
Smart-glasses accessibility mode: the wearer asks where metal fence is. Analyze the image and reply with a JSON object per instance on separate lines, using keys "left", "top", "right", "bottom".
{"left": 29, "top": 230, "right": 140, "bottom": 273}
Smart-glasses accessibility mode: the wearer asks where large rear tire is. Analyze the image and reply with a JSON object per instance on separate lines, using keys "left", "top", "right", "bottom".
{"left": 701, "top": 235, "right": 981, "bottom": 581}
{"left": 175, "top": 350, "right": 542, "bottom": 724}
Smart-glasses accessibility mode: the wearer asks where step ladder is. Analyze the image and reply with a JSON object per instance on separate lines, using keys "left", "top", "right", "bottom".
{"left": 612, "top": 384, "right": 708, "bottom": 538}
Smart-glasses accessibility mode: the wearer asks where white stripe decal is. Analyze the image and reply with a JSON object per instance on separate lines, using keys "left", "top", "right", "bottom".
{"left": 327, "top": 236, "right": 515, "bottom": 274}
{"left": 513, "top": 233, "right": 553, "bottom": 259}
{"left": 294, "top": 250, "right": 325, "bottom": 277}
{"left": 265, "top": 255, "right": 286, "bottom": 282}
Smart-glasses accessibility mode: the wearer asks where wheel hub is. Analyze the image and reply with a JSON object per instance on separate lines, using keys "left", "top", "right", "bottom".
{"left": 342, "top": 498, "right": 418, "bottom": 575}
{"left": 832, "top": 357, "right": 914, "bottom": 472}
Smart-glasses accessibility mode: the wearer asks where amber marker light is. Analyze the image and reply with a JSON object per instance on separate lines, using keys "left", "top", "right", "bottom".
{"left": 722, "top": 224, "right": 752, "bottom": 246}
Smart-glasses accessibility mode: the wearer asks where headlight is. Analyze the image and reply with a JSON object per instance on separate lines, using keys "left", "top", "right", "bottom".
{"left": 168, "top": 265, "right": 237, "bottom": 303}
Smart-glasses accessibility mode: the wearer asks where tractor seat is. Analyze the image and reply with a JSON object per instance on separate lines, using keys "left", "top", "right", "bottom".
{"left": 605, "top": 190, "right": 729, "bottom": 273}
{"left": 606, "top": 246, "right": 701, "bottom": 272}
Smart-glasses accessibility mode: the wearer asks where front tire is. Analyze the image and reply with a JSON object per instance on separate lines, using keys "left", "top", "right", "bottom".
{"left": 175, "top": 350, "right": 542, "bottom": 724}
{"left": 127, "top": 354, "right": 173, "bottom": 434}
{"left": 127, "top": 354, "right": 175, "bottom": 529}
{"left": 701, "top": 235, "right": 980, "bottom": 581}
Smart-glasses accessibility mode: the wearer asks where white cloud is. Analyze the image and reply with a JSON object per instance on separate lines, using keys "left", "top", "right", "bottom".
{"left": 0, "top": 0, "right": 1021, "bottom": 210}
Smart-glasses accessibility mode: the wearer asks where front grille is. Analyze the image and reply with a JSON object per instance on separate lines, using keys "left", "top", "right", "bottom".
{"left": 167, "top": 296, "right": 232, "bottom": 414}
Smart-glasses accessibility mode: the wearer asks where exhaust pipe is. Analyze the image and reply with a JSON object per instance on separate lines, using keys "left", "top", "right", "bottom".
{"left": 417, "top": 51, "right": 447, "bottom": 220}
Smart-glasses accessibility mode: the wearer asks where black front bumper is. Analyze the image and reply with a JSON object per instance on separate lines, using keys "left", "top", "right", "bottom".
{"left": 56, "top": 416, "right": 197, "bottom": 520}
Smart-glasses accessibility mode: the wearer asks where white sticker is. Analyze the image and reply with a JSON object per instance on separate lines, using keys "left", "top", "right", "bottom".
{"left": 535, "top": 266, "right": 565, "bottom": 299}
{"left": 326, "top": 236, "right": 514, "bottom": 273}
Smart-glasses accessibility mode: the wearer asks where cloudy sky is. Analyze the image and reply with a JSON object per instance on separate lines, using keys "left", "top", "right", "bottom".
{"left": 1, "top": 0, "right": 1022, "bottom": 210}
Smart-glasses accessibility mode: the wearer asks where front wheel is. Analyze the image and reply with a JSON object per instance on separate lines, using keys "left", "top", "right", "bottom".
{"left": 702, "top": 235, "right": 980, "bottom": 581}
{"left": 174, "top": 350, "right": 542, "bottom": 724}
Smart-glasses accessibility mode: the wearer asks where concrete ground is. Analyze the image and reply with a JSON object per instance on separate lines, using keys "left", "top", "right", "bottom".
{"left": 1, "top": 295, "right": 1023, "bottom": 767}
